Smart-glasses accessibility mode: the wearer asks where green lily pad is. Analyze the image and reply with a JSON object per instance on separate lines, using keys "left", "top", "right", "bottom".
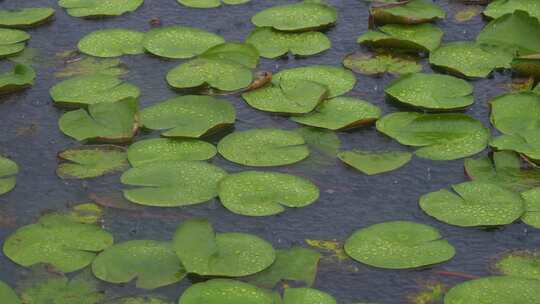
{"left": 201, "top": 42, "right": 259, "bottom": 69}
{"left": 246, "top": 27, "right": 331, "bottom": 59}
{"left": 56, "top": 145, "right": 128, "bottom": 179}
{"left": 121, "top": 160, "right": 227, "bottom": 207}
{"left": 283, "top": 288, "right": 336, "bottom": 304}
{"left": 143, "top": 26, "right": 225, "bottom": 59}
{"left": 0, "top": 28, "right": 30, "bottom": 57}
{"left": 521, "top": 187, "right": 540, "bottom": 228}
{"left": 294, "top": 127, "right": 341, "bottom": 166}
{"left": 494, "top": 250, "right": 540, "bottom": 280}
{"left": 78, "top": 29, "right": 144, "bottom": 58}
{"left": 0, "top": 7, "right": 55, "bottom": 28}
{"left": 344, "top": 221, "right": 455, "bottom": 269}
{"left": 490, "top": 128, "right": 540, "bottom": 162}
{"left": 128, "top": 138, "right": 216, "bottom": 167}
{"left": 251, "top": 2, "right": 337, "bottom": 31}
{"left": 343, "top": 52, "right": 422, "bottom": 75}
{"left": 55, "top": 57, "right": 127, "bottom": 78}
{"left": 140, "top": 95, "right": 235, "bottom": 138}
{"left": 376, "top": 112, "right": 489, "bottom": 160}
{"left": 0, "top": 155, "right": 18, "bottom": 196}
{"left": 370, "top": 0, "right": 446, "bottom": 25}
{"left": 58, "top": 0, "right": 143, "bottom": 17}
{"left": 173, "top": 219, "right": 275, "bottom": 276}
{"left": 429, "top": 42, "right": 514, "bottom": 78}
{"left": 0, "top": 281, "right": 20, "bottom": 304}
{"left": 218, "top": 128, "right": 310, "bottom": 167}
{"left": 2, "top": 213, "right": 113, "bottom": 272}
{"left": 385, "top": 73, "right": 474, "bottom": 110}
{"left": 59, "top": 98, "right": 139, "bottom": 143}
{"left": 273, "top": 65, "right": 356, "bottom": 98}
{"left": 490, "top": 92, "right": 540, "bottom": 135}
{"left": 178, "top": 0, "right": 250, "bottom": 8}
{"left": 0, "top": 64, "right": 35, "bottom": 94}
{"left": 92, "top": 240, "right": 186, "bottom": 289}
{"left": 69, "top": 203, "right": 103, "bottom": 224}
{"left": 113, "top": 296, "right": 172, "bottom": 304}
{"left": 291, "top": 97, "right": 381, "bottom": 130}
{"left": 358, "top": 24, "right": 443, "bottom": 52}
{"left": 178, "top": 279, "right": 275, "bottom": 304}
{"left": 419, "top": 182, "right": 525, "bottom": 227}
{"left": 218, "top": 171, "right": 319, "bottom": 216}
{"left": 484, "top": 0, "right": 540, "bottom": 20}
{"left": 50, "top": 74, "right": 140, "bottom": 107}
{"left": 444, "top": 276, "right": 540, "bottom": 304}
{"left": 338, "top": 150, "right": 412, "bottom": 175}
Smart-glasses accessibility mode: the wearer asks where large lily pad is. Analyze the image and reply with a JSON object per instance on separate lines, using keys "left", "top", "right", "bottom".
{"left": 0, "top": 281, "right": 20, "bottom": 304}
{"left": 143, "top": 26, "right": 225, "bottom": 59}
{"left": 200, "top": 42, "right": 259, "bottom": 69}
{"left": 490, "top": 92, "right": 540, "bottom": 135}
{"left": 283, "top": 288, "right": 336, "bottom": 304}
{"left": 173, "top": 219, "right": 275, "bottom": 276}
{"left": 419, "top": 182, "right": 524, "bottom": 227}
{"left": 358, "top": 24, "right": 443, "bottom": 52}
{"left": 484, "top": 0, "right": 540, "bottom": 20}
{"left": 218, "top": 128, "right": 310, "bottom": 167}
{"left": 0, "top": 28, "right": 30, "bottom": 57}
{"left": 370, "top": 0, "right": 446, "bottom": 25}
{"left": 521, "top": 187, "right": 540, "bottom": 228}
{"left": 218, "top": 171, "right": 320, "bottom": 216}
{"left": 246, "top": 27, "right": 331, "bottom": 59}
{"left": 376, "top": 112, "right": 489, "bottom": 160}
{"left": 251, "top": 2, "right": 337, "bottom": 31}
{"left": 56, "top": 145, "right": 128, "bottom": 179}
{"left": 140, "top": 95, "right": 235, "bottom": 138}
{"left": 178, "top": 0, "right": 250, "bottom": 8}
{"left": 338, "top": 150, "right": 412, "bottom": 175}
{"left": 78, "top": 29, "right": 144, "bottom": 58}
{"left": 494, "top": 250, "right": 540, "bottom": 280}
{"left": 343, "top": 52, "right": 422, "bottom": 75}
{"left": 2, "top": 213, "right": 113, "bottom": 272}
{"left": 127, "top": 138, "right": 216, "bottom": 167}
{"left": 0, "top": 7, "right": 55, "bottom": 28}
{"left": 344, "top": 221, "right": 455, "bottom": 269}
{"left": 92, "top": 240, "right": 186, "bottom": 289}
{"left": 0, "top": 64, "right": 35, "bottom": 94}
{"left": 121, "top": 160, "right": 227, "bottom": 207}
{"left": 178, "top": 279, "right": 275, "bottom": 304}
{"left": 0, "top": 155, "right": 18, "bottom": 196}
{"left": 58, "top": 0, "right": 143, "bottom": 17}
{"left": 385, "top": 73, "right": 474, "bottom": 110}
{"left": 58, "top": 98, "right": 139, "bottom": 143}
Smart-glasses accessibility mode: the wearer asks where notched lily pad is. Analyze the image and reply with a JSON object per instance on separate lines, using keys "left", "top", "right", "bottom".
{"left": 20, "top": 272, "right": 103, "bottom": 304}
{"left": 490, "top": 92, "right": 540, "bottom": 135}
{"left": 484, "top": 0, "right": 540, "bottom": 20}
{"left": 338, "top": 150, "right": 412, "bottom": 175}
{"left": 343, "top": 51, "right": 422, "bottom": 75}
{"left": 178, "top": 0, "right": 251, "bottom": 8}
{"left": 0, "top": 155, "right": 19, "bottom": 196}
{"left": 0, "top": 28, "right": 30, "bottom": 57}
{"left": 56, "top": 145, "right": 128, "bottom": 179}
{"left": 0, "top": 7, "right": 55, "bottom": 28}
{"left": 78, "top": 29, "right": 144, "bottom": 58}
{"left": 0, "top": 64, "right": 35, "bottom": 94}
{"left": 370, "top": 0, "right": 446, "bottom": 25}
{"left": 490, "top": 128, "right": 540, "bottom": 162}
{"left": 358, "top": 23, "right": 443, "bottom": 53}
{"left": 0, "top": 281, "right": 20, "bottom": 304}
{"left": 201, "top": 42, "right": 259, "bottom": 69}
{"left": 251, "top": 2, "right": 337, "bottom": 31}
{"left": 493, "top": 250, "right": 540, "bottom": 280}
{"left": 178, "top": 279, "right": 275, "bottom": 304}
{"left": 128, "top": 138, "right": 216, "bottom": 167}
{"left": 58, "top": 0, "right": 144, "bottom": 17}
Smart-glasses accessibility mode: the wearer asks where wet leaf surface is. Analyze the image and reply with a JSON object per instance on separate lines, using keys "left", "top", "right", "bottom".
{"left": 358, "top": 23, "right": 443, "bottom": 52}
{"left": 56, "top": 145, "right": 128, "bottom": 179}
{"left": 0, "top": 7, "right": 55, "bottom": 28}
{"left": 370, "top": 0, "right": 446, "bottom": 25}
{"left": 78, "top": 29, "right": 144, "bottom": 58}
{"left": 127, "top": 138, "right": 216, "bottom": 167}
{"left": 343, "top": 52, "right": 422, "bottom": 75}
{"left": 338, "top": 150, "right": 412, "bottom": 175}
{"left": 58, "top": 0, "right": 143, "bottom": 17}
{"left": 178, "top": 279, "right": 275, "bottom": 304}
{"left": 251, "top": 2, "right": 337, "bottom": 31}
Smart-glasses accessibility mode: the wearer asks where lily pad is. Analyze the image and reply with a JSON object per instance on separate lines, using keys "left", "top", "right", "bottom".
{"left": 490, "top": 128, "right": 540, "bottom": 162}
{"left": 0, "top": 155, "right": 18, "bottom": 196}
{"left": 358, "top": 24, "right": 443, "bottom": 52}
{"left": 429, "top": 42, "right": 514, "bottom": 78}
{"left": 291, "top": 97, "right": 381, "bottom": 130}
{"left": 113, "top": 296, "right": 172, "bottom": 304}
{"left": 343, "top": 52, "right": 422, "bottom": 75}
{"left": 121, "top": 160, "right": 227, "bottom": 207}
{"left": 344, "top": 221, "right": 455, "bottom": 269}
{"left": 178, "top": 0, "right": 251, "bottom": 8}
{"left": 0, "top": 28, "right": 30, "bottom": 57}
{"left": 173, "top": 219, "right": 275, "bottom": 277}
{"left": 370, "top": 0, "right": 446, "bottom": 25}
{"left": 283, "top": 288, "right": 336, "bottom": 304}
{"left": 56, "top": 145, "right": 128, "bottom": 179}
{"left": 251, "top": 2, "right": 337, "bottom": 31}
{"left": 140, "top": 95, "right": 235, "bottom": 138}
{"left": 143, "top": 26, "right": 225, "bottom": 59}
{"left": 78, "top": 29, "right": 144, "bottom": 58}
{"left": 419, "top": 182, "right": 524, "bottom": 227}
{"left": 246, "top": 27, "right": 331, "bottom": 59}
{"left": 0, "top": 281, "right": 20, "bottom": 304}
{"left": 201, "top": 42, "right": 259, "bottom": 69}
{"left": 59, "top": 98, "right": 139, "bottom": 143}
{"left": 55, "top": 57, "right": 127, "bottom": 78}
{"left": 50, "top": 74, "right": 140, "bottom": 107}
{"left": 273, "top": 65, "right": 356, "bottom": 98}
{"left": 338, "top": 150, "right": 412, "bottom": 175}
{"left": 385, "top": 73, "right": 474, "bottom": 110}
{"left": 218, "top": 128, "right": 310, "bottom": 167}
{"left": 20, "top": 272, "right": 103, "bottom": 304}
{"left": 376, "top": 112, "right": 489, "bottom": 160}
{"left": 490, "top": 92, "right": 540, "bottom": 135}
{"left": 2, "top": 213, "right": 113, "bottom": 272}
{"left": 0, "top": 64, "right": 35, "bottom": 94}
{"left": 92, "top": 240, "right": 186, "bottom": 289}
{"left": 484, "top": 0, "right": 540, "bottom": 20}
{"left": 218, "top": 171, "right": 319, "bottom": 216}
{"left": 58, "top": 0, "right": 143, "bottom": 17}
{"left": 521, "top": 187, "right": 540, "bottom": 228}
{"left": 128, "top": 138, "right": 216, "bottom": 167}
{"left": 494, "top": 250, "right": 540, "bottom": 280}
{"left": 0, "top": 7, "right": 55, "bottom": 28}
{"left": 178, "top": 279, "right": 275, "bottom": 304}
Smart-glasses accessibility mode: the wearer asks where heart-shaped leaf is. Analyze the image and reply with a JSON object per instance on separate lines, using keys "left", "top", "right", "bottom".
{"left": 0, "top": 28, "right": 29, "bottom": 57}
{"left": 178, "top": 279, "right": 275, "bottom": 304}
{"left": 78, "top": 29, "right": 144, "bottom": 58}
{"left": 251, "top": 2, "right": 337, "bottom": 31}
{"left": 343, "top": 52, "right": 422, "bottom": 75}
{"left": 358, "top": 24, "right": 443, "bottom": 52}
{"left": 0, "top": 155, "right": 18, "bottom": 196}
{"left": 338, "top": 150, "right": 412, "bottom": 175}
{"left": 56, "top": 145, "right": 128, "bottom": 179}
{"left": 0, "top": 64, "right": 35, "bottom": 94}
{"left": 58, "top": 0, "right": 143, "bottom": 17}
{"left": 143, "top": 26, "right": 224, "bottom": 59}
{"left": 127, "top": 138, "right": 216, "bottom": 167}
{"left": 370, "top": 0, "right": 445, "bottom": 25}
{"left": 0, "top": 7, "right": 55, "bottom": 28}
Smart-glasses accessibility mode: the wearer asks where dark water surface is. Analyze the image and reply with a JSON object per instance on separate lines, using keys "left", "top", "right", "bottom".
{"left": 1, "top": 0, "right": 538, "bottom": 303}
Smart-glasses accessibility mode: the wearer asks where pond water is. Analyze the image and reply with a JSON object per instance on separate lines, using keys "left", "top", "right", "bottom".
{"left": 1, "top": 0, "right": 539, "bottom": 303}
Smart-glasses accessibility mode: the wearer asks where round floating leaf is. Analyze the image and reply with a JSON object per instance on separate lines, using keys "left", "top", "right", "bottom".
{"left": 338, "top": 150, "right": 412, "bottom": 175}
{"left": 484, "top": 0, "right": 540, "bottom": 20}
{"left": 246, "top": 27, "right": 331, "bottom": 59}
{"left": 201, "top": 42, "right": 259, "bottom": 69}
{"left": 344, "top": 221, "right": 455, "bottom": 269}
{"left": 251, "top": 2, "right": 337, "bottom": 31}
{"left": 490, "top": 92, "right": 540, "bottom": 135}
{"left": 57, "top": 145, "right": 128, "bottom": 179}
{"left": 178, "top": 279, "right": 275, "bottom": 304}
{"left": 430, "top": 42, "right": 513, "bottom": 78}
{"left": 0, "top": 64, "right": 35, "bottom": 94}
{"left": 218, "top": 128, "right": 310, "bottom": 167}
{"left": 0, "top": 28, "right": 30, "bottom": 57}
{"left": 0, "top": 7, "right": 55, "bottom": 28}
{"left": 143, "top": 26, "right": 224, "bottom": 59}
{"left": 20, "top": 272, "right": 103, "bottom": 304}
{"left": 78, "top": 29, "right": 144, "bottom": 58}
{"left": 92, "top": 240, "right": 186, "bottom": 289}
{"left": 140, "top": 95, "right": 235, "bottom": 138}
{"left": 376, "top": 112, "right": 489, "bottom": 160}
{"left": 444, "top": 276, "right": 540, "bottom": 304}
{"left": 218, "top": 171, "right": 319, "bottom": 216}
{"left": 50, "top": 74, "right": 140, "bottom": 107}
{"left": 385, "top": 73, "right": 474, "bottom": 110}
{"left": 343, "top": 52, "right": 422, "bottom": 75}
{"left": 273, "top": 65, "right": 356, "bottom": 98}
{"left": 2, "top": 213, "right": 113, "bottom": 272}
{"left": 358, "top": 23, "right": 443, "bottom": 52}
{"left": 173, "top": 219, "right": 275, "bottom": 277}
{"left": 494, "top": 250, "right": 540, "bottom": 280}
{"left": 178, "top": 0, "right": 250, "bottom": 8}
{"left": 0, "top": 281, "right": 20, "bottom": 304}
{"left": 291, "top": 97, "right": 381, "bottom": 130}
{"left": 59, "top": 98, "right": 139, "bottom": 143}
{"left": 58, "top": 0, "right": 143, "bottom": 17}
{"left": 121, "top": 160, "right": 227, "bottom": 207}
{"left": 128, "top": 138, "right": 216, "bottom": 167}
{"left": 521, "top": 187, "right": 540, "bottom": 228}
{"left": 370, "top": 0, "right": 446, "bottom": 24}
{"left": 419, "top": 182, "right": 525, "bottom": 227}
{"left": 283, "top": 288, "right": 336, "bottom": 304}
{"left": 0, "top": 155, "right": 18, "bottom": 195}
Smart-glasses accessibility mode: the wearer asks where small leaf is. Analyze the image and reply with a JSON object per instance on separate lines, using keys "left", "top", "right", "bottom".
{"left": 494, "top": 250, "right": 540, "bottom": 280}
{"left": 78, "top": 29, "right": 144, "bottom": 58}
{"left": 343, "top": 52, "right": 422, "bottom": 75}
{"left": 358, "top": 23, "right": 443, "bottom": 52}
{"left": 58, "top": 0, "right": 143, "bottom": 17}
{"left": 338, "top": 150, "right": 412, "bottom": 175}
{"left": 0, "top": 28, "right": 30, "bottom": 57}
{"left": 251, "top": 2, "right": 337, "bottom": 31}
{"left": 127, "top": 138, "right": 216, "bottom": 167}
{"left": 0, "top": 64, "right": 35, "bottom": 94}
{"left": 178, "top": 279, "right": 275, "bottom": 304}
{"left": 0, "top": 155, "right": 18, "bottom": 196}
{"left": 178, "top": 0, "right": 250, "bottom": 8}
{"left": 56, "top": 145, "right": 128, "bottom": 179}
{"left": 521, "top": 187, "right": 540, "bottom": 228}
{"left": 0, "top": 7, "right": 55, "bottom": 28}
{"left": 201, "top": 42, "right": 259, "bottom": 69}
{"left": 55, "top": 57, "right": 127, "bottom": 78}
{"left": 370, "top": 0, "right": 446, "bottom": 25}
